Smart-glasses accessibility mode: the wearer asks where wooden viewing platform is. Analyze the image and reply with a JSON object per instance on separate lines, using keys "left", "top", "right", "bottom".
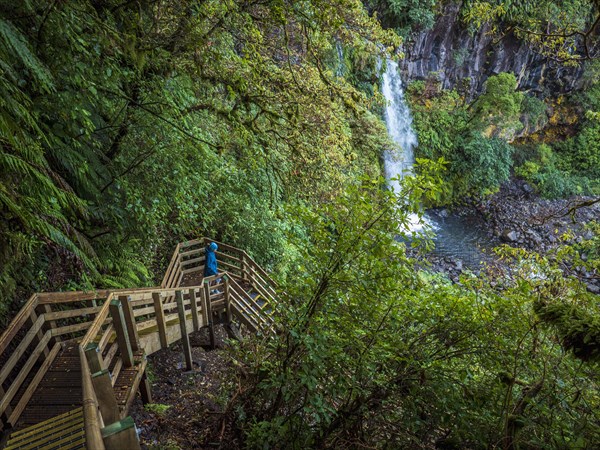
{"left": 0, "top": 238, "right": 277, "bottom": 449}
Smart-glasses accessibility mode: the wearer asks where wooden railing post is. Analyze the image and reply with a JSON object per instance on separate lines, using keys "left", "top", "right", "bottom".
{"left": 41, "top": 304, "right": 58, "bottom": 339}
{"left": 223, "top": 275, "right": 232, "bottom": 323}
{"left": 176, "top": 290, "right": 193, "bottom": 371}
{"left": 101, "top": 416, "right": 141, "bottom": 450}
{"left": 188, "top": 288, "right": 200, "bottom": 332}
{"left": 109, "top": 299, "right": 134, "bottom": 368}
{"left": 119, "top": 295, "right": 139, "bottom": 352}
{"left": 241, "top": 253, "right": 248, "bottom": 281}
{"left": 92, "top": 370, "right": 120, "bottom": 425}
{"left": 203, "top": 282, "right": 216, "bottom": 349}
{"left": 139, "top": 370, "right": 153, "bottom": 404}
{"left": 152, "top": 293, "right": 168, "bottom": 349}
{"left": 200, "top": 284, "right": 209, "bottom": 328}
{"left": 85, "top": 343, "right": 105, "bottom": 373}
{"left": 85, "top": 343, "right": 119, "bottom": 426}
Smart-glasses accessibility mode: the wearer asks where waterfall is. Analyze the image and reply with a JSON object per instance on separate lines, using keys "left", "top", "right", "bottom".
{"left": 381, "top": 59, "right": 429, "bottom": 233}
{"left": 381, "top": 59, "right": 418, "bottom": 193}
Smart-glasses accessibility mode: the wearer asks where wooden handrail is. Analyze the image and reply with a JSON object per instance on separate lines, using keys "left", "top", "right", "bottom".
{"left": 0, "top": 294, "right": 38, "bottom": 356}
{"left": 79, "top": 346, "right": 106, "bottom": 450}
{"left": 1, "top": 237, "right": 279, "bottom": 445}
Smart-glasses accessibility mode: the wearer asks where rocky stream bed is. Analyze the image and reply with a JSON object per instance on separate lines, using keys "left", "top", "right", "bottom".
{"left": 422, "top": 180, "right": 600, "bottom": 292}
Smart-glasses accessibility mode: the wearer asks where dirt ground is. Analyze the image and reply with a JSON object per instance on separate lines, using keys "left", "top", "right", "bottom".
{"left": 130, "top": 326, "right": 242, "bottom": 449}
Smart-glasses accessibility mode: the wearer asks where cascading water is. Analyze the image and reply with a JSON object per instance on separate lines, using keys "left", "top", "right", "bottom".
{"left": 381, "top": 59, "right": 491, "bottom": 267}
{"left": 381, "top": 59, "right": 428, "bottom": 233}
{"left": 381, "top": 60, "right": 417, "bottom": 191}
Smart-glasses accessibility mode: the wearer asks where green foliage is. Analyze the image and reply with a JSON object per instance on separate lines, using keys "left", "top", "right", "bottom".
{"left": 145, "top": 403, "right": 172, "bottom": 416}
{"left": 471, "top": 72, "right": 524, "bottom": 138}
{"left": 407, "top": 75, "right": 518, "bottom": 203}
{"left": 461, "top": 0, "right": 597, "bottom": 63}
{"left": 0, "top": 0, "right": 398, "bottom": 314}
{"left": 229, "top": 176, "right": 600, "bottom": 449}
{"left": 556, "top": 123, "right": 600, "bottom": 179}
{"left": 455, "top": 133, "right": 513, "bottom": 195}
{"left": 517, "top": 59, "right": 600, "bottom": 198}
{"left": 367, "top": 0, "right": 438, "bottom": 36}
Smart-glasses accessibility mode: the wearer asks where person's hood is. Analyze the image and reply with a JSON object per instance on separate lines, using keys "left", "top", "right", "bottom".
{"left": 208, "top": 242, "right": 218, "bottom": 252}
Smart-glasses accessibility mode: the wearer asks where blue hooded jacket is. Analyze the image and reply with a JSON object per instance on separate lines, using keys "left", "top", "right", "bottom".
{"left": 204, "top": 242, "right": 218, "bottom": 276}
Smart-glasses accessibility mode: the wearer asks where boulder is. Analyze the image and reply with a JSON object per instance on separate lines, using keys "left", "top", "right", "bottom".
{"left": 501, "top": 229, "right": 519, "bottom": 243}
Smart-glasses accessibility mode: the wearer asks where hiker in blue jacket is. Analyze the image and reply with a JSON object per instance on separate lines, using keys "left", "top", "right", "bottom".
{"left": 204, "top": 242, "right": 219, "bottom": 277}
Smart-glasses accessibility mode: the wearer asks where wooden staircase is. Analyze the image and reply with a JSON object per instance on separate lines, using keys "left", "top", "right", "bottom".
{"left": 4, "top": 409, "right": 85, "bottom": 450}
{"left": 0, "top": 238, "right": 278, "bottom": 450}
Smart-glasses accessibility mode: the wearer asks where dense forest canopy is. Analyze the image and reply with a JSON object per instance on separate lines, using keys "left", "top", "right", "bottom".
{"left": 0, "top": 0, "right": 397, "bottom": 314}
{"left": 1, "top": 0, "right": 599, "bottom": 448}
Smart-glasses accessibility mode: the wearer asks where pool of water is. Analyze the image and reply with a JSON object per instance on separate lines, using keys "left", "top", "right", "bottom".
{"left": 414, "top": 209, "right": 497, "bottom": 269}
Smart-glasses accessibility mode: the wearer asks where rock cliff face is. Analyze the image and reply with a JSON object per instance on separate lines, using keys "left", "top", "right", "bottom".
{"left": 399, "top": 2, "right": 584, "bottom": 99}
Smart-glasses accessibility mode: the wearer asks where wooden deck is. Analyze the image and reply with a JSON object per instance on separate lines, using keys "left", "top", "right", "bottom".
{"left": 0, "top": 237, "right": 278, "bottom": 449}
{"left": 16, "top": 342, "right": 82, "bottom": 428}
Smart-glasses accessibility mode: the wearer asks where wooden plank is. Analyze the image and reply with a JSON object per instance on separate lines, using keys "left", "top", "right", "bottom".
{"left": 224, "top": 277, "right": 232, "bottom": 323}
{"left": 180, "top": 255, "right": 205, "bottom": 267}
{"left": 164, "top": 254, "right": 182, "bottom": 289}
{"left": 244, "top": 252, "right": 279, "bottom": 287}
{"left": 37, "top": 290, "right": 110, "bottom": 304}
{"left": 6, "top": 407, "right": 81, "bottom": 440}
{"left": 207, "top": 239, "right": 243, "bottom": 254}
{"left": 98, "top": 324, "right": 115, "bottom": 353}
{"left": 178, "top": 239, "right": 203, "bottom": 249}
{"left": 8, "top": 414, "right": 83, "bottom": 449}
{"left": 230, "top": 305, "right": 258, "bottom": 332}
{"left": 44, "top": 305, "right": 103, "bottom": 321}
{"left": 217, "top": 259, "right": 242, "bottom": 273}
{"left": 110, "top": 359, "right": 123, "bottom": 387}
{"left": 92, "top": 370, "right": 119, "bottom": 425}
{"left": 80, "top": 347, "right": 106, "bottom": 450}
{"left": 103, "top": 342, "right": 119, "bottom": 370}
{"left": 188, "top": 289, "right": 200, "bottom": 332}
{"left": 132, "top": 305, "right": 156, "bottom": 318}
{"left": 35, "top": 427, "right": 85, "bottom": 450}
{"left": 0, "top": 385, "right": 13, "bottom": 425}
{"left": 0, "top": 333, "right": 54, "bottom": 421}
{"left": 181, "top": 266, "right": 203, "bottom": 275}
{"left": 51, "top": 321, "right": 93, "bottom": 337}
{"left": 80, "top": 297, "right": 112, "bottom": 349}
{"left": 179, "top": 248, "right": 204, "bottom": 259}
{"left": 139, "top": 370, "right": 152, "bottom": 405}
{"left": 152, "top": 293, "right": 168, "bottom": 349}
{"left": 130, "top": 297, "right": 155, "bottom": 308}
{"left": 0, "top": 294, "right": 38, "bottom": 356}
{"left": 176, "top": 291, "right": 193, "bottom": 371}
{"left": 122, "top": 358, "right": 147, "bottom": 416}
{"left": 41, "top": 304, "right": 58, "bottom": 336}
{"left": 109, "top": 299, "right": 134, "bottom": 368}
{"left": 0, "top": 314, "right": 45, "bottom": 384}
{"left": 161, "top": 243, "right": 180, "bottom": 288}
{"left": 119, "top": 296, "right": 139, "bottom": 352}
{"left": 217, "top": 252, "right": 243, "bottom": 265}
{"left": 85, "top": 343, "right": 105, "bottom": 373}
{"left": 204, "top": 283, "right": 216, "bottom": 349}
{"left": 102, "top": 416, "right": 141, "bottom": 450}
{"left": 199, "top": 284, "right": 209, "bottom": 330}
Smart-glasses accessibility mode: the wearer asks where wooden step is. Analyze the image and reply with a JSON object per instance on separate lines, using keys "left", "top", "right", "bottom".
{"left": 4, "top": 408, "right": 85, "bottom": 450}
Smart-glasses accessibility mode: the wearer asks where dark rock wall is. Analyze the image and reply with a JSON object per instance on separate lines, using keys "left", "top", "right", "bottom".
{"left": 399, "top": 2, "right": 584, "bottom": 99}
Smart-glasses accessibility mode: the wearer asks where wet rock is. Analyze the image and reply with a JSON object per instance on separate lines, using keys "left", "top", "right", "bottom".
{"left": 400, "top": 2, "right": 583, "bottom": 100}
{"left": 501, "top": 230, "right": 519, "bottom": 243}
{"left": 586, "top": 283, "right": 600, "bottom": 294}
